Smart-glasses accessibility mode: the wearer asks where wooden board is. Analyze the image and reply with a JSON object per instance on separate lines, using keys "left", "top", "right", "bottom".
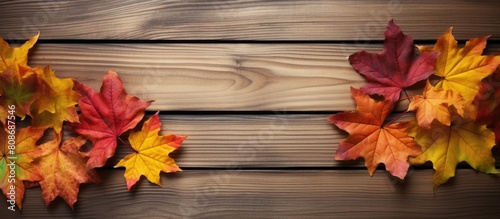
{"left": 0, "top": 170, "right": 499, "bottom": 218}
{"left": 1, "top": 0, "right": 500, "bottom": 40}
{"left": 2, "top": 1, "right": 500, "bottom": 218}
{"left": 26, "top": 43, "right": 500, "bottom": 111}
{"left": 20, "top": 114, "right": 500, "bottom": 168}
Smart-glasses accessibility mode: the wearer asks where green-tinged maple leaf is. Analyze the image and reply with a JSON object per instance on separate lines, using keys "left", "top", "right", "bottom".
{"left": 0, "top": 64, "right": 39, "bottom": 123}
{"left": 418, "top": 28, "right": 500, "bottom": 103}
{"left": 31, "top": 65, "right": 79, "bottom": 133}
{"left": 408, "top": 118, "right": 498, "bottom": 190}
{"left": 327, "top": 87, "right": 421, "bottom": 179}
{"left": 115, "top": 113, "right": 185, "bottom": 190}
{"left": 32, "top": 131, "right": 100, "bottom": 208}
{"left": 68, "top": 71, "right": 153, "bottom": 168}
{"left": 0, "top": 127, "right": 44, "bottom": 209}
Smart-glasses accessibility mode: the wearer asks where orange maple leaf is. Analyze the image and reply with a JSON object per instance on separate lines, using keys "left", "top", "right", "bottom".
{"left": 32, "top": 132, "right": 100, "bottom": 208}
{"left": 328, "top": 87, "right": 421, "bottom": 179}
{"left": 418, "top": 28, "right": 500, "bottom": 103}
{"left": 115, "top": 113, "right": 185, "bottom": 190}
{"left": 408, "top": 80, "right": 467, "bottom": 129}
{"left": 408, "top": 118, "right": 498, "bottom": 190}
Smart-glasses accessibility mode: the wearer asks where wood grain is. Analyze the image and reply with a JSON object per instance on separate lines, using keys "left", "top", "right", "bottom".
{"left": 1, "top": 0, "right": 500, "bottom": 41}
{"left": 28, "top": 43, "right": 365, "bottom": 111}
{"left": 26, "top": 43, "right": 500, "bottom": 111}
{"left": 19, "top": 114, "right": 499, "bottom": 168}
{"left": 0, "top": 169, "right": 498, "bottom": 218}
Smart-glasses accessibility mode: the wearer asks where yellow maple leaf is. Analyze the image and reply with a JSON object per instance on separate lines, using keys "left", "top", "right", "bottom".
{"left": 30, "top": 65, "right": 79, "bottom": 132}
{"left": 418, "top": 28, "right": 500, "bottom": 103}
{"left": 0, "top": 33, "right": 39, "bottom": 71}
{"left": 408, "top": 80, "right": 466, "bottom": 129}
{"left": 408, "top": 118, "right": 498, "bottom": 190}
{"left": 115, "top": 113, "right": 185, "bottom": 190}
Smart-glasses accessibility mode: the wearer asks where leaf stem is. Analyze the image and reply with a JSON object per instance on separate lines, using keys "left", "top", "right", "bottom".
{"left": 398, "top": 96, "right": 410, "bottom": 102}
{"left": 385, "top": 111, "right": 409, "bottom": 125}
{"left": 118, "top": 137, "right": 131, "bottom": 149}
{"left": 403, "top": 89, "right": 411, "bottom": 103}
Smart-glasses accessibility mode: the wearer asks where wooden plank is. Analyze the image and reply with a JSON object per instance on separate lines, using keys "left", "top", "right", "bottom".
{"left": 110, "top": 114, "right": 500, "bottom": 168}
{"left": 29, "top": 43, "right": 366, "bottom": 111}
{"left": 26, "top": 43, "right": 500, "bottom": 111}
{"left": 1, "top": 0, "right": 500, "bottom": 41}
{"left": 20, "top": 114, "right": 499, "bottom": 168}
{"left": 0, "top": 169, "right": 498, "bottom": 218}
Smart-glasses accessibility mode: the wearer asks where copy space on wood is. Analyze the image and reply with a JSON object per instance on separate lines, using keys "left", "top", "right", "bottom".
{"left": 0, "top": 169, "right": 498, "bottom": 217}
{"left": 1, "top": 0, "right": 499, "bottom": 40}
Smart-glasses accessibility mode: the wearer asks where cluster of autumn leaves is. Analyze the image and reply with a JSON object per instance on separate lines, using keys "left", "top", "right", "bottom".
{"left": 329, "top": 20, "right": 500, "bottom": 190}
{"left": 0, "top": 34, "right": 185, "bottom": 209}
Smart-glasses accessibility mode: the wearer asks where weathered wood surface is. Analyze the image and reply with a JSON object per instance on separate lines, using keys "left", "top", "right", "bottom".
{"left": 1, "top": 0, "right": 500, "bottom": 218}
{"left": 27, "top": 43, "right": 500, "bottom": 111}
{"left": 1, "top": 0, "right": 500, "bottom": 41}
{"left": 0, "top": 170, "right": 499, "bottom": 218}
{"left": 17, "top": 115, "right": 500, "bottom": 168}
{"left": 107, "top": 114, "right": 500, "bottom": 168}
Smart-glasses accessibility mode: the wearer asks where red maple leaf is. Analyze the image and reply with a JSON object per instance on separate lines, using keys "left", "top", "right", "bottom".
{"left": 68, "top": 71, "right": 152, "bottom": 168}
{"left": 474, "top": 68, "right": 500, "bottom": 143}
{"left": 348, "top": 20, "right": 438, "bottom": 102}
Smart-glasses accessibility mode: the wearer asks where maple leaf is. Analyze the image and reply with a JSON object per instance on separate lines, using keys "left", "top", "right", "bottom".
{"left": 408, "top": 80, "right": 466, "bottom": 129}
{"left": 348, "top": 20, "right": 438, "bottom": 102}
{"left": 68, "top": 71, "right": 152, "bottom": 168}
{"left": 474, "top": 68, "right": 500, "bottom": 143}
{"left": 32, "top": 131, "right": 100, "bottom": 208}
{"left": 408, "top": 118, "right": 498, "bottom": 190}
{"left": 474, "top": 80, "right": 500, "bottom": 124}
{"left": 0, "top": 127, "right": 44, "bottom": 209}
{"left": 0, "top": 64, "right": 39, "bottom": 122}
{"left": 30, "top": 65, "right": 79, "bottom": 133}
{"left": 115, "top": 113, "right": 185, "bottom": 190}
{"left": 0, "top": 33, "right": 39, "bottom": 71}
{"left": 327, "top": 87, "right": 421, "bottom": 179}
{"left": 418, "top": 28, "right": 500, "bottom": 103}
